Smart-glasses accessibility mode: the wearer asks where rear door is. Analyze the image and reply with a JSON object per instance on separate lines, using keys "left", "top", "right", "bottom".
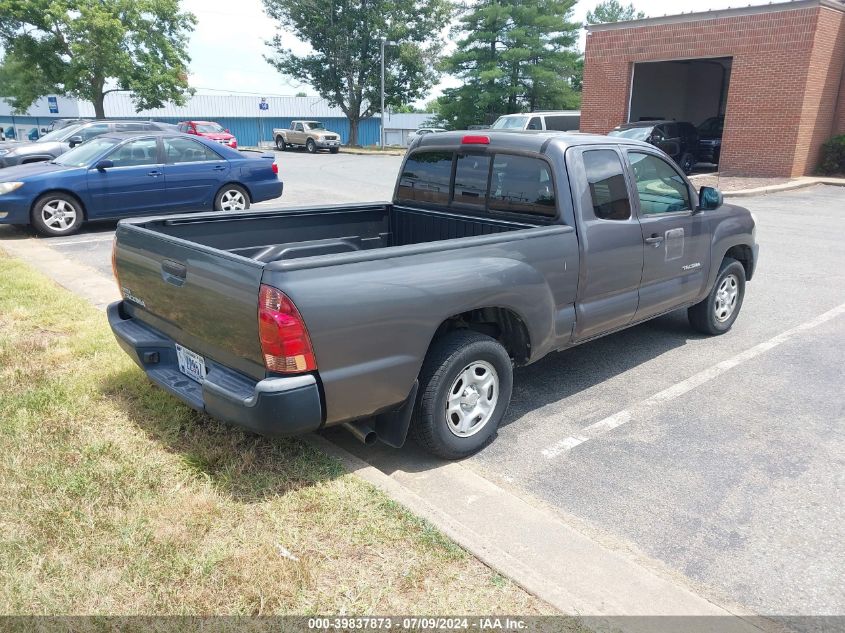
{"left": 87, "top": 137, "right": 167, "bottom": 217}
{"left": 568, "top": 146, "right": 644, "bottom": 340}
{"left": 162, "top": 136, "right": 230, "bottom": 209}
{"left": 625, "top": 149, "right": 710, "bottom": 319}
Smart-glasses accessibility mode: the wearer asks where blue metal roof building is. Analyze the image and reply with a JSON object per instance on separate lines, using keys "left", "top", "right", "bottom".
{"left": 0, "top": 93, "right": 406, "bottom": 146}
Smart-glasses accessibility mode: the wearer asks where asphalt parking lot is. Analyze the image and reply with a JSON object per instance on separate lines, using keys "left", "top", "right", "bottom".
{"left": 1, "top": 152, "right": 843, "bottom": 619}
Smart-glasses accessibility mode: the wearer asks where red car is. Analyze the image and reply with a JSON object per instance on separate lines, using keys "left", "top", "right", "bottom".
{"left": 178, "top": 120, "right": 237, "bottom": 149}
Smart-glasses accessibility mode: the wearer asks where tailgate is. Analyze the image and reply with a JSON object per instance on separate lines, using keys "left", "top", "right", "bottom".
{"left": 114, "top": 222, "right": 266, "bottom": 381}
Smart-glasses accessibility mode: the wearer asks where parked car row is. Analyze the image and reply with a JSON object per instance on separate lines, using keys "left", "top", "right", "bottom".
{"left": 0, "top": 131, "right": 282, "bottom": 236}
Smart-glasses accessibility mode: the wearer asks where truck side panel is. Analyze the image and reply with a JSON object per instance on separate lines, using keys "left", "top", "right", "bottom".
{"left": 266, "top": 227, "right": 580, "bottom": 425}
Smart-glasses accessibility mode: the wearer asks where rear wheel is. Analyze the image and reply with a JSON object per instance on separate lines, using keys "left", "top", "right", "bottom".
{"left": 306, "top": 139, "right": 317, "bottom": 154}
{"left": 31, "top": 193, "right": 84, "bottom": 236}
{"left": 411, "top": 330, "right": 513, "bottom": 459}
{"left": 214, "top": 185, "right": 250, "bottom": 211}
{"left": 688, "top": 257, "right": 746, "bottom": 335}
{"left": 275, "top": 136, "right": 286, "bottom": 151}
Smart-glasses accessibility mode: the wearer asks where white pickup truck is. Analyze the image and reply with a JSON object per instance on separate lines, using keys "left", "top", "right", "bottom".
{"left": 273, "top": 121, "right": 342, "bottom": 154}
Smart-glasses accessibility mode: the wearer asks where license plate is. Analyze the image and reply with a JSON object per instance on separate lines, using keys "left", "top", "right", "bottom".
{"left": 176, "top": 344, "right": 207, "bottom": 383}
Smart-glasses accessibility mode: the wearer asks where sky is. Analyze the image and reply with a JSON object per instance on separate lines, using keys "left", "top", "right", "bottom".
{"left": 183, "top": 0, "right": 775, "bottom": 105}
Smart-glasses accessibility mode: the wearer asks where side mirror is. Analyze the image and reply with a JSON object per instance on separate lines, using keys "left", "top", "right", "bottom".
{"left": 95, "top": 159, "right": 113, "bottom": 171}
{"left": 68, "top": 135, "right": 83, "bottom": 148}
{"left": 698, "top": 186, "right": 723, "bottom": 211}
{"left": 41, "top": 127, "right": 48, "bottom": 133}
{"left": 225, "top": 128, "right": 230, "bottom": 133}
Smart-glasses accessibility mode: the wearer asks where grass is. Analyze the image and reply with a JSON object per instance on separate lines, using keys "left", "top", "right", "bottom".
{"left": 0, "top": 253, "right": 558, "bottom": 617}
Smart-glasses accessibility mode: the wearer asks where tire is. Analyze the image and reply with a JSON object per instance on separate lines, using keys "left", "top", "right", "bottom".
{"left": 306, "top": 139, "right": 317, "bottom": 154}
{"left": 214, "top": 184, "right": 250, "bottom": 211}
{"left": 330, "top": 147, "right": 339, "bottom": 154}
{"left": 411, "top": 330, "right": 513, "bottom": 460}
{"left": 688, "top": 257, "right": 746, "bottom": 335}
{"left": 31, "top": 192, "right": 84, "bottom": 236}
{"left": 275, "top": 136, "right": 286, "bottom": 151}
{"left": 680, "top": 152, "right": 696, "bottom": 174}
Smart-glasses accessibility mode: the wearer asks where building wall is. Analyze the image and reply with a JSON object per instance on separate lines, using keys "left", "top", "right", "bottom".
{"left": 793, "top": 6, "right": 845, "bottom": 171}
{"left": 582, "top": 2, "right": 845, "bottom": 177}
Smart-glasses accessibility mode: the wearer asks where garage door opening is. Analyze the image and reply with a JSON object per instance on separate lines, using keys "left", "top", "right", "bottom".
{"left": 628, "top": 57, "right": 732, "bottom": 167}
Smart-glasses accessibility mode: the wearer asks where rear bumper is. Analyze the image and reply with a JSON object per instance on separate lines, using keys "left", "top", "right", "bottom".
{"left": 108, "top": 301, "right": 323, "bottom": 437}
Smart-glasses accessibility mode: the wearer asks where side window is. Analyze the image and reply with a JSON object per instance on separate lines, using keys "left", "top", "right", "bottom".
{"left": 664, "top": 123, "right": 679, "bottom": 138}
{"left": 526, "top": 117, "right": 542, "bottom": 130}
{"left": 163, "top": 137, "right": 223, "bottom": 163}
{"left": 582, "top": 149, "right": 631, "bottom": 221}
{"left": 396, "top": 151, "right": 453, "bottom": 205}
{"left": 628, "top": 152, "right": 692, "bottom": 214}
{"left": 453, "top": 153, "right": 491, "bottom": 207}
{"left": 115, "top": 122, "right": 145, "bottom": 133}
{"left": 178, "top": 123, "right": 188, "bottom": 133}
{"left": 80, "top": 123, "right": 110, "bottom": 141}
{"left": 545, "top": 115, "right": 577, "bottom": 131}
{"left": 489, "top": 155, "right": 555, "bottom": 216}
{"left": 107, "top": 138, "right": 159, "bottom": 167}
{"left": 650, "top": 125, "right": 665, "bottom": 142}
{"left": 294, "top": 123, "right": 304, "bottom": 132}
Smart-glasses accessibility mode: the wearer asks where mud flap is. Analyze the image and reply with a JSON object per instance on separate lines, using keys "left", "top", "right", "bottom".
{"left": 374, "top": 380, "right": 419, "bottom": 448}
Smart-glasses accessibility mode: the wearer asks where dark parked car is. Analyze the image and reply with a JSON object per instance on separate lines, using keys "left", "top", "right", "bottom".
{"left": 0, "top": 132, "right": 282, "bottom": 236}
{"left": 697, "top": 116, "right": 724, "bottom": 165}
{"left": 108, "top": 130, "right": 758, "bottom": 459}
{"left": 608, "top": 120, "right": 699, "bottom": 173}
{"left": 0, "top": 120, "right": 175, "bottom": 168}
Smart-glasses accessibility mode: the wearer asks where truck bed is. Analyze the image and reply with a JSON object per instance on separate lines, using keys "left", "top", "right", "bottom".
{"left": 139, "top": 203, "right": 538, "bottom": 264}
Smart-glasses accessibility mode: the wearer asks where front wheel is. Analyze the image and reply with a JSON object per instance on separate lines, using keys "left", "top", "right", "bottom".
{"left": 31, "top": 193, "right": 84, "bottom": 236}
{"left": 275, "top": 136, "right": 286, "bottom": 151}
{"left": 214, "top": 185, "right": 250, "bottom": 211}
{"left": 688, "top": 257, "right": 746, "bottom": 335}
{"left": 330, "top": 147, "right": 339, "bottom": 154}
{"left": 411, "top": 330, "right": 513, "bottom": 459}
{"left": 680, "top": 152, "right": 696, "bottom": 174}
{"left": 306, "top": 139, "right": 317, "bottom": 154}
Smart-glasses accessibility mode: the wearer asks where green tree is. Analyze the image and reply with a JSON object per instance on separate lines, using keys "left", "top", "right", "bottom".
{"left": 295, "top": 91, "right": 309, "bottom": 97}
{"left": 0, "top": 0, "right": 196, "bottom": 119}
{"left": 263, "top": 0, "right": 453, "bottom": 145}
{"left": 435, "top": 0, "right": 581, "bottom": 130}
{"left": 585, "top": 0, "right": 645, "bottom": 25}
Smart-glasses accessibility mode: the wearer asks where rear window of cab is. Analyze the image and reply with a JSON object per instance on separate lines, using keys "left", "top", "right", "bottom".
{"left": 397, "top": 150, "right": 556, "bottom": 218}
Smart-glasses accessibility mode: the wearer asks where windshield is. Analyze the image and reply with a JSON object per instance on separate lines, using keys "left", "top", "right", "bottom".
{"left": 698, "top": 117, "right": 723, "bottom": 135}
{"left": 492, "top": 116, "right": 529, "bottom": 130}
{"left": 608, "top": 126, "right": 652, "bottom": 141}
{"left": 54, "top": 137, "right": 118, "bottom": 167}
{"left": 305, "top": 122, "right": 326, "bottom": 130}
{"left": 196, "top": 122, "right": 225, "bottom": 133}
{"left": 37, "top": 124, "right": 85, "bottom": 143}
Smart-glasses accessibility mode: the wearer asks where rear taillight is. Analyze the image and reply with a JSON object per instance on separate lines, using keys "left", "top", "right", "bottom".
{"left": 258, "top": 285, "right": 316, "bottom": 373}
{"left": 111, "top": 235, "right": 121, "bottom": 292}
{"left": 272, "top": 162, "right": 278, "bottom": 175}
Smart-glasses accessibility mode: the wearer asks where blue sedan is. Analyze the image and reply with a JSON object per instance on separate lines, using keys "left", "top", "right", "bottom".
{"left": 0, "top": 132, "right": 283, "bottom": 236}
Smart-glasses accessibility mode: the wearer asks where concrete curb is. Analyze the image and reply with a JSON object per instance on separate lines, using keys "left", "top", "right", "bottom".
{"left": 310, "top": 434, "right": 771, "bottom": 628}
{"left": 689, "top": 175, "right": 845, "bottom": 198}
{"left": 340, "top": 147, "right": 407, "bottom": 156}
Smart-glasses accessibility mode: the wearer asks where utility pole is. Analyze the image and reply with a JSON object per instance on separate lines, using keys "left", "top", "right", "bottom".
{"left": 380, "top": 38, "right": 397, "bottom": 149}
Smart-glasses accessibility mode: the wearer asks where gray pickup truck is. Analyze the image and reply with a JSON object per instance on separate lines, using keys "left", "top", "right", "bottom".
{"left": 109, "top": 131, "right": 758, "bottom": 458}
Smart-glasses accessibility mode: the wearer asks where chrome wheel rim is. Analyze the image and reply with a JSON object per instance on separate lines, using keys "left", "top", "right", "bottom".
{"left": 219, "top": 190, "right": 246, "bottom": 211}
{"left": 714, "top": 274, "right": 739, "bottom": 322}
{"left": 41, "top": 199, "right": 77, "bottom": 232}
{"left": 446, "top": 361, "right": 499, "bottom": 438}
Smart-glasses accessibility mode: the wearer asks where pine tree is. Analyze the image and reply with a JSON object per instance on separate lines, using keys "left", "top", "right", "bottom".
{"left": 436, "top": 0, "right": 581, "bottom": 129}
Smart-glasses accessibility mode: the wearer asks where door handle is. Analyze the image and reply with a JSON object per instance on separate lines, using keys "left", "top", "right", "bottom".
{"left": 213, "top": 165, "right": 226, "bottom": 171}
{"left": 147, "top": 170, "right": 162, "bottom": 177}
{"left": 161, "top": 260, "right": 187, "bottom": 286}
{"left": 645, "top": 234, "right": 664, "bottom": 246}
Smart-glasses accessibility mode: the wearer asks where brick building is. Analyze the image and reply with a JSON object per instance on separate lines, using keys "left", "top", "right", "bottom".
{"left": 580, "top": 0, "right": 845, "bottom": 177}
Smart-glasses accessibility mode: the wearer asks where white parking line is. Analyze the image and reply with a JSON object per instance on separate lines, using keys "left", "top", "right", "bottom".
{"left": 542, "top": 302, "right": 845, "bottom": 459}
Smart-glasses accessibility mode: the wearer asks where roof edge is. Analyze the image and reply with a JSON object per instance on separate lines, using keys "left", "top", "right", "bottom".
{"left": 585, "top": 0, "right": 843, "bottom": 32}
